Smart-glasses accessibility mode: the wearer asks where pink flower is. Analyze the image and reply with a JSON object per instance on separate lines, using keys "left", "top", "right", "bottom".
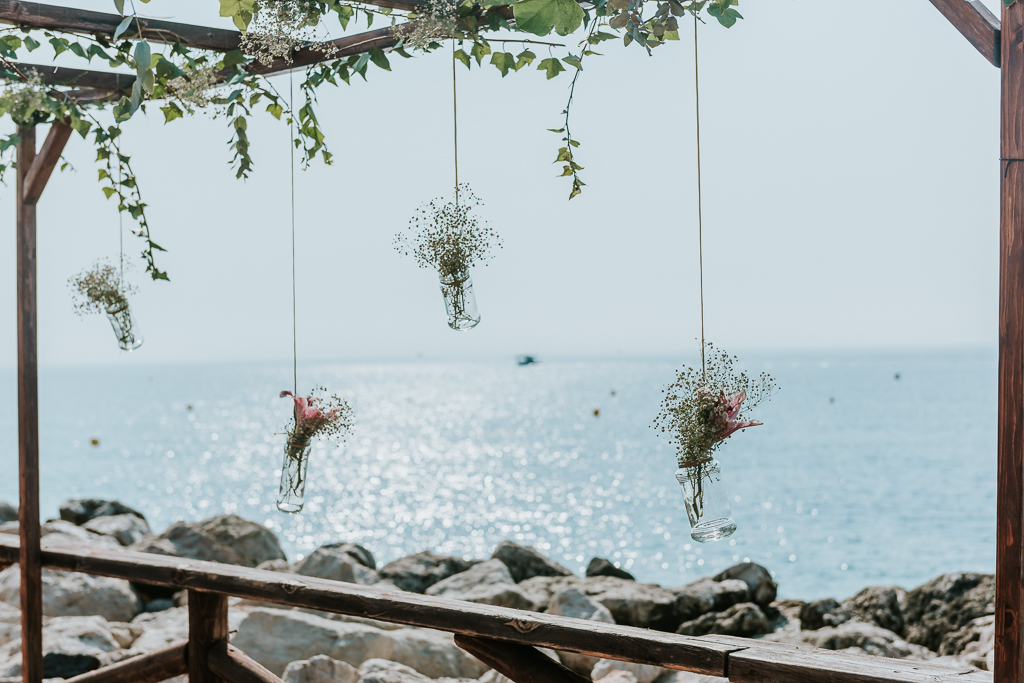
{"left": 280, "top": 390, "right": 311, "bottom": 423}
{"left": 715, "top": 389, "right": 762, "bottom": 440}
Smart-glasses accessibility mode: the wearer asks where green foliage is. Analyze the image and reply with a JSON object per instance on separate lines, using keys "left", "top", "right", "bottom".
{"left": 512, "top": 0, "right": 585, "bottom": 36}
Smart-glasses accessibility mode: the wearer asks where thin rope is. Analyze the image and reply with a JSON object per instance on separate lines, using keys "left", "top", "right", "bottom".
{"left": 694, "top": 11, "right": 705, "bottom": 379}
{"left": 290, "top": 70, "right": 297, "bottom": 396}
{"left": 117, "top": 149, "right": 123, "bottom": 284}
{"left": 452, "top": 40, "right": 459, "bottom": 207}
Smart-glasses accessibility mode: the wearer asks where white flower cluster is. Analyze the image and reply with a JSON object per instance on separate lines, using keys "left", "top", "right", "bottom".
{"left": 404, "top": 0, "right": 459, "bottom": 51}
{"left": 240, "top": 0, "right": 338, "bottom": 66}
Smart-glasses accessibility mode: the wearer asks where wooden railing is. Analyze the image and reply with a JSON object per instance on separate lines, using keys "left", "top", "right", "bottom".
{"left": 0, "top": 535, "right": 992, "bottom": 683}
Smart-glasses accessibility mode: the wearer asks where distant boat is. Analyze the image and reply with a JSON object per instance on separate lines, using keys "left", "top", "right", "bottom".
{"left": 517, "top": 356, "right": 538, "bottom": 366}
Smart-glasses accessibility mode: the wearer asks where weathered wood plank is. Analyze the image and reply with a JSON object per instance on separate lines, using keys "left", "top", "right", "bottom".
{"left": 455, "top": 634, "right": 591, "bottom": 683}
{"left": 189, "top": 591, "right": 229, "bottom": 683}
{"left": 16, "top": 123, "right": 41, "bottom": 683}
{"left": 0, "top": 536, "right": 733, "bottom": 677}
{"left": 997, "top": 4, "right": 1024, "bottom": 683}
{"left": 208, "top": 642, "right": 285, "bottom": 683}
{"left": 250, "top": 26, "right": 402, "bottom": 76}
{"left": 64, "top": 642, "right": 188, "bottom": 683}
{"left": 927, "top": 0, "right": 1001, "bottom": 67}
{"left": 22, "top": 120, "right": 72, "bottom": 205}
{"left": 13, "top": 63, "right": 136, "bottom": 92}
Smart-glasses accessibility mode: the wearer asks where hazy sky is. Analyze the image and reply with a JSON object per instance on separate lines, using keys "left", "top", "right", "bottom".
{"left": 0, "top": 0, "right": 1004, "bottom": 365}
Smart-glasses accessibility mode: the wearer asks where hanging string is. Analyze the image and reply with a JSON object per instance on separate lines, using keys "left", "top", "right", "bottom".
{"left": 290, "top": 70, "right": 297, "bottom": 397}
{"left": 693, "top": 10, "right": 705, "bottom": 379}
{"left": 452, "top": 40, "right": 459, "bottom": 207}
{"left": 117, "top": 148, "right": 123, "bottom": 285}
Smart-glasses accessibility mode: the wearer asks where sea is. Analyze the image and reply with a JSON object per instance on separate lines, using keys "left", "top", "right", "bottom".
{"left": 0, "top": 350, "right": 997, "bottom": 601}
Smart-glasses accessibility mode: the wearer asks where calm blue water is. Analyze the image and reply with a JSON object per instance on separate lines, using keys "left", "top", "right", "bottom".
{"left": 0, "top": 351, "right": 997, "bottom": 601}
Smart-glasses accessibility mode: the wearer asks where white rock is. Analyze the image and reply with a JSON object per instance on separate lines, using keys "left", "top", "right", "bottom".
{"left": 545, "top": 588, "right": 614, "bottom": 675}
{"left": 592, "top": 659, "right": 668, "bottom": 683}
{"left": 295, "top": 547, "right": 379, "bottom": 585}
{"left": 0, "top": 566, "right": 141, "bottom": 623}
{"left": 129, "top": 606, "right": 245, "bottom": 653}
{"left": 0, "top": 603, "right": 19, "bottom": 649}
{"left": 655, "top": 672, "right": 729, "bottom": 683}
{"left": 425, "top": 560, "right": 537, "bottom": 611}
{"left": 83, "top": 514, "right": 151, "bottom": 547}
{"left": 359, "top": 658, "right": 432, "bottom": 683}
{"left": 599, "top": 671, "right": 640, "bottom": 683}
{"left": 0, "top": 521, "right": 121, "bottom": 550}
{"left": 283, "top": 654, "right": 360, "bottom": 683}
{"left": 0, "top": 615, "right": 121, "bottom": 678}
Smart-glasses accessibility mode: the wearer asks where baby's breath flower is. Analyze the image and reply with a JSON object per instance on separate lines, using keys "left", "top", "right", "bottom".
{"left": 0, "top": 70, "right": 49, "bottom": 126}
{"left": 404, "top": 0, "right": 459, "bottom": 51}
{"left": 68, "top": 260, "right": 135, "bottom": 316}
{"left": 167, "top": 64, "right": 220, "bottom": 114}
{"left": 240, "top": 0, "right": 338, "bottom": 67}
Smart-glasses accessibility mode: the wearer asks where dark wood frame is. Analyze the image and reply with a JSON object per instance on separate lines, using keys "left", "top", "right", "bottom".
{"left": 7, "top": 1, "right": 1016, "bottom": 683}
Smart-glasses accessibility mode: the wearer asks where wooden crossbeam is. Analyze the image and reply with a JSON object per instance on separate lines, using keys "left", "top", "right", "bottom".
{"left": 189, "top": 591, "right": 228, "bottom": 683}
{"left": 16, "top": 63, "right": 134, "bottom": 92}
{"left": 22, "top": 119, "right": 71, "bottom": 205}
{"left": 208, "top": 642, "right": 286, "bottom": 683}
{"left": 63, "top": 643, "right": 188, "bottom": 683}
{"left": 455, "top": 634, "right": 591, "bottom": 683}
{"left": 927, "top": 0, "right": 1000, "bottom": 67}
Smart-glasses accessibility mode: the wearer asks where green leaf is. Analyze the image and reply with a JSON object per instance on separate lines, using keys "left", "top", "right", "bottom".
{"left": 537, "top": 57, "right": 566, "bottom": 79}
{"left": 221, "top": 49, "right": 248, "bottom": 67}
{"left": 134, "top": 40, "right": 151, "bottom": 69}
{"left": 563, "top": 53, "right": 581, "bottom": 70}
{"left": 49, "top": 37, "right": 68, "bottom": 57}
{"left": 512, "top": 0, "right": 585, "bottom": 36}
{"left": 453, "top": 49, "right": 471, "bottom": 69}
{"left": 470, "top": 41, "right": 491, "bottom": 65}
{"left": 267, "top": 102, "right": 283, "bottom": 119}
{"left": 369, "top": 47, "right": 391, "bottom": 71}
{"left": 514, "top": 49, "right": 536, "bottom": 70}
{"left": 102, "top": 186, "right": 117, "bottom": 199}
{"left": 113, "top": 0, "right": 125, "bottom": 13}
{"left": 161, "top": 102, "right": 183, "bottom": 123}
{"left": 490, "top": 51, "right": 514, "bottom": 77}
{"left": 23, "top": 36, "right": 40, "bottom": 51}
{"left": 113, "top": 15, "right": 133, "bottom": 41}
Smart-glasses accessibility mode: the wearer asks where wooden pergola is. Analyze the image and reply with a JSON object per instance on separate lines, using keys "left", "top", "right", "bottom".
{"left": 3, "top": 1, "right": 1021, "bottom": 683}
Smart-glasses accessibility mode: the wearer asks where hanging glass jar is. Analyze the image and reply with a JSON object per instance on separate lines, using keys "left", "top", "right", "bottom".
{"left": 676, "top": 458, "right": 736, "bottom": 543}
{"left": 105, "top": 302, "right": 143, "bottom": 351}
{"left": 278, "top": 437, "right": 312, "bottom": 513}
{"left": 440, "top": 269, "right": 480, "bottom": 330}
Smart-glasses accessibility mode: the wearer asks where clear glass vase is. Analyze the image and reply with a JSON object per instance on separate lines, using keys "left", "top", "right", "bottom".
{"left": 676, "top": 458, "right": 737, "bottom": 543}
{"left": 440, "top": 269, "right": 481, "bottom": 331}
{"left": 278, "top": 438, "right": 311, "bottom": 513}
{"left": 105, "top": 302, "right": 143, "bottom": 351}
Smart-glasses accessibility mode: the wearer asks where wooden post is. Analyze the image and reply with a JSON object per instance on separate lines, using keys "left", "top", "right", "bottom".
{"left": 188, "top": 590, "right": 228, "bottom": 683}
{"left": 998, "top": 4, "right": 1024, "bottom": 683}
{"left": 16, "top": 123, "right": 42, "bottom": 683}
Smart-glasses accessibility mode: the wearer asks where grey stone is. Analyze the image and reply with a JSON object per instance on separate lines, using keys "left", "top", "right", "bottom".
{"left": 591, "top": 660, "right": 666, "bottom": 683}
{"left": 673, "top": 578, "right": 749, "bottom": 624}
{"left": 257, "top": 559, "right": 292, "bottom": 572}
{"left": 940, "top": 615, "right": 995, "bottom": 671}
{"left": 713, "top": 563, "right": 777, "bottom": 606}
{"left": 902, "top": 573, "right": 994, "bottom": 651}
{"left": 545, "top": 588, "right": 614, "bottom": 675}
{"left": 766, "top": 621, "right": 934, "bottom": 660}
{"left": 144, "top": 599, "right": 175, "bottom": 613}
{"left": 130, "top": 521, "right": 238, "bottom": 564}
{"left": 0, "top": 505, "right": 15, "bottom": 525}
{"left": 425, "top": 559, "right": 538, "bottom": 611}
{"left": 193, "top": 514, "right": 286, "bottom": 567}
{"left": 82, "top": 514, "right": 151, "bottom": 547}
{"left": 588, "top": 576, "right": 682, "bottom": 632}
{"left": 586, "top": 558, "right": 635, "bottom": 581}
{"left": 358, "top": 659, "right": 432, "bottom": 683}
{"left": 0, "top": 566, "right": 141, "bottom": 622}
{"left": 0, "top": 615, "right": 122, "bottom": 678}
{"left": 283, "top": 655, "right": 360, "bottom": 683}
{"left": 379, "top": 551, "right": 480, "bottom": 594}
{"left": 295, "top": 545, "right": 380, "bottom": 584}
{"left": 675, "top": 603, "right": 772, "bottom": 637}
{"left": 799, "top": 598, "right": 849, "bottom": 631}
{"left": 841, "top": 586, "right": 904, "bottom": 634}
{"left": 491, "top": 541, "right": 572, "bottom": 583}
{"left": 59, "top": 499, "right": 146, "bottom": 526}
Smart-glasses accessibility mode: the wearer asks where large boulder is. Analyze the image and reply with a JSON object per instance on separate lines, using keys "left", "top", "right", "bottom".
{"left": 82, "top": 514, "right": 151, "bottom": 547}
{"left": 359, "top": 659, "right": 434, "bottom": 683}
{"left": 673, "top": 578, "right": 750, "bottom": 623}
{"left": 586, "top": 558, "right": 634, "bottom": 581}
{"left": 799, "top": 598, "right": 849, "bottom": 631}
{"left": 0, "top": 603, "right": 18, "bottom": 650}
{"left": 294, "top": 544, "right": 379, "bottom": 584}
{"left": 0, "top": 615, "right": 122, "bottom": 679}
{"left": 546, "top": 588, "right": 614, "bottom": 674}
{"left": 130, "top": 522, "right": 238, "bottom": 564}
{"left": 0, "top": 504, "right": 15, "bottom": 525}
{"left": 902, "top": 574, "right": 994, "bottom": 651}
{"left": 425, "top": 559, "right": 538, "bottom": 610}
{"left": 193, "top": 515, "right": 285, "bottom": 567}
{"left": 675, "top": 603, "right": 771, "bottom": 637}
{"left": 378, "top": 552, "right": 479, "bottom": 594}
{"left": 0, "top": 566, "right": 141, "bottom": 622}
{"left": 841, "top": 586, "right": 904, "bottom": 634}
{"left": 59, "top": 499, "right": 146, "bottom": 526}
{"left": 283, "top": 655, "right": 359, "bottom": 683}
{"left": 0, "top": 520, "right": 122, "bottom": 550}
{"left": 713, "top": 563, "right": 777, "bottom": 606}
{"left": 940, "top": 615, "right": 995, "bottom": 671}
{"left": 591, "top": 660, "right": 667, "bottom": 683}
{"left": 588, "top": 577, "right": 682, "bottom": 632}
{"left": 768, "top": 621, "right": 933, "bottom": 660}
{"left": 232, "top": 607, "right": 488, "bottom": 678}
{"left": 129, "top": 605, "right": 245, "bottom": 653}
{"left": 491, "top": 542, "right": 572, "bottom": 583}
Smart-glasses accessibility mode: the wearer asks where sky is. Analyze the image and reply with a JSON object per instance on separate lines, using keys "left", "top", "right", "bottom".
{"left": 0, "top": 0, "right": 1004, "bottom": 365}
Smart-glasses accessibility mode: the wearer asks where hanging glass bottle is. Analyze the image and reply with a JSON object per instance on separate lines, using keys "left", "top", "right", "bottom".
{"left": 278, "top": 437, "right": 312, "bottom": 513}
{"left": 440, "top": 269, "right": 480, "bottom": 331}
{"left": 105, "top": 301, "right": 143, "bottom": 351}
{"left": 676, "top": 458, "right": 736, "bottom": 543}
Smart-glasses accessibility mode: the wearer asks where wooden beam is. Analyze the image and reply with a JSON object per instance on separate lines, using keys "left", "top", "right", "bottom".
{"left": 189, "top": 591, "right": 229, "bottom": 683}
{"left": 455, "top": 634, "right": 591, "bottom": 683}
{"left": 16, "top": 123, "right": 41, "bottom": 683}
{"left": 23, "top": 120, "right": 72, "bottom": 205}
{"left": 997, "top": 3, "right": 1024, "bottom": 683}
{"left": 927, "top": 0, "right": 1000, "bottom": 67}
{"left": 64, "top": 643, "right": 188, "bottom": 683}
{"left": 207, "top": 642, "right": 285, "bottom": 683}
{"left": 14, "top": 63, "right": 135, "bottom": 92}
{"left": 251, "top": 25, "right": 403, "bottom": 76}
{"left": 0, "top": 536, "right": 737, "bottom": 678}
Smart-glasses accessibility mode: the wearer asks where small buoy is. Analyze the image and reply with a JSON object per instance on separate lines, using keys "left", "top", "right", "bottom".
{"left": 593, "top": 408, "right": 600, "bottom": 417}
{"left": 90, "top": 438, "right": 100, "bottom": 447}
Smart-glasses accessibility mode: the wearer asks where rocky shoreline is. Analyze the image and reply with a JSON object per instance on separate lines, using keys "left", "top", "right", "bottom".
{"left": 0, "top": 499, "right": 996, "bottom": 682}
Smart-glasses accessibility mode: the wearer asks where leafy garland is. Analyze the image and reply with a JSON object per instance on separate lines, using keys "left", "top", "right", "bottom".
{"left": 0, "top": 0, "right": 741, "bottom": 280}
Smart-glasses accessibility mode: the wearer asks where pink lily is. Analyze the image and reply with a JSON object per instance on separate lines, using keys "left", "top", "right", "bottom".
{"left": 280, "top": 390, "right": 310, "bottom": 423}
{"left": 715, "top": 389, "right": 762, "bottom": 440}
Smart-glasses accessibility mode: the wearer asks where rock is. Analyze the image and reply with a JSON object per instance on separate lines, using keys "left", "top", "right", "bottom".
{"left": 672, "top": 578, "right": 748, "bottom": 625}
{"left": 713, "top": 563, "right": 777, "bottom": 606}
{"left": 379, "top": 552, "right": 480, "bottom": 594}
{"left": 130, "top": 521, "right": 238, "bottom": 565}
{"left": 675, "top": 603, "right": 772, "bottom": 637}
{"left": 491, "top": 541, "right": 572, "bottom": 583}
{"left": 584, "top": 577, "right": 681, "bottom": 632}
{"left": 107, "top": 622, "right": 144, "bottom": 649}
{"left": 767, "top": 621, "right": 934, "bottom": 660}
{"left": 283, "top": 655, "right": 360, "bottom": 683}
{"left": 144, "top": 599, "right": 175, "bottom": 613}
{"left": 594, "top": 671, "right": 639, "bottom": 683}
{"left": 0, "top": 523, "right": 14, "bottom": 536}
{"left": 0, "top": 520, "right": 122, "bottom": 550}
{"left": 656, "top": 673, "right": 728, "bottom": 683}
{"left": 193, "top": 514, "right": 286, "bottom": 567}
{"left": 0, "top": 566, "right": 141, "bottom": 622}
{"left": 59, "top": 499, "right": 146, "bottom": 526}
{"left": 841, "top": 586, "right": 904, "bottom": 634}
{"left": 0, "top": 603, "right": 19, "bottom": 649}
{"left": 940, "top": 615, "right": 995, "bottom": 671}
{"left": 295, "top": 545, "right": 380, "bottom": 584}
{"left": 359, "top": 659, "right": 432, "bottom": 683}
{"left": 545, "top": 588, "right": 614, "bottom": 674}
{"left": 768, "top": 599, "right": 805, "bottom": 636}
{"left": 82, "top": 514, "right": 151, "bottom": 547}
{"left": 0, "top": 505, "right": 15, "bottom": 525}
{"left": 591, "top": 659, "right": 665, "bottom": 683}
{"left": 586, "top": 558, "right": 634, "bottom": 581}
{"left": 425, "top": 559, "right": 538, "bottom": 611}
{"left": 799, "top": 599, "right": 849, "bottom": 631}
{"left": 0, "top": 615, "right": 121, "bottom": 678}
{"left": 232, "top": 607, "right": 488, "bottom": 678}
{"left": 129, "top": 605, "right": 246, "bottom": 653}
{"left": 902, "top": 573, "right": 994, "bottom": 651}
{"left": 257, "top": 559, "right": 292, "bottom": 572}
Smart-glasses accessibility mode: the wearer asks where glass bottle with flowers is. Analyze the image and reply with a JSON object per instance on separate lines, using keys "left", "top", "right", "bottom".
{"left": 394, "top": 184, "right": 501, "bottom": 331}
{"left": 68, "top": 260, "right": 143, "bottom": 351}
{"left": 278, "top": 387, "right": 353, "bottom": 513}
{"left": 653, "top": 343, "right": 776, "bottom": 542}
